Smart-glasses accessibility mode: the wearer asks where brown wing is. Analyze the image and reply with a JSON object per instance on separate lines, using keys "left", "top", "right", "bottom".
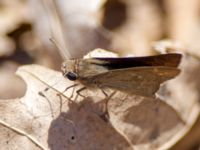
{"left": 87, "top": 67, "right": 180, "bottom": 97}
{"left": 93, "top": 53, "right": 182, "bottom": 69}
{"left": 78, "top": 53, "right": 182, "bottom": 78}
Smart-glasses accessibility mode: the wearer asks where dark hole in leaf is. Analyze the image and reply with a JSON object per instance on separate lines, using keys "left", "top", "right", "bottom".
{"left": 71, "top": 136, "right": 75, "bottom": 140}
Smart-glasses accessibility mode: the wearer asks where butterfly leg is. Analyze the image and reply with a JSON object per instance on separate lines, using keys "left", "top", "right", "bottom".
{"left": 99, "top": 88, "right": 116, "bottom": 121}
{"left": 100, "top": 88, "right": 108, "bottom": 97}
{"left": 74, "top": 87, "right": 87, "bottom": 100}
{"left": 61, "top": 83, "right": 79, "bottom": 98}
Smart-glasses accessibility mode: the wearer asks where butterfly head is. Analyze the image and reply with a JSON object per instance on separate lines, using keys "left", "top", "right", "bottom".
{"left": 61, "top": 60, "right": 78, "bottom": 81}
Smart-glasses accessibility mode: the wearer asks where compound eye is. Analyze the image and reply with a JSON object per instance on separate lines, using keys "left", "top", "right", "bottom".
{"left": 66, "top": 72, "right": 77, "bottom": 81}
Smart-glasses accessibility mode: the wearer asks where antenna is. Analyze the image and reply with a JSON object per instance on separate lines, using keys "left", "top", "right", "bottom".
{"left": 42, "top": 0, "right": 71, "bottom": 59}
{"left": 49, "top": 37, "right": 66, "bottom": 56}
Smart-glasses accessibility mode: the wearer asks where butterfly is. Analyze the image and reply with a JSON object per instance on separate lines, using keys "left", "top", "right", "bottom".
{"left": 61, "top": 53, "right": 182, "bottom": 97}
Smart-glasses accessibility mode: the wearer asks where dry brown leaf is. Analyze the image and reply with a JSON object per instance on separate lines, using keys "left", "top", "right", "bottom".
{"left": 0, "top": 56, "right": 198, "bottom": 150}
{"left": 0, "top": 65, "right": 132, "bottom": 150}
{"left": 153, "top": 41, "right": 200, "bottom": 149}
{"left": 0, "top": 0, "right": 30, "bottom": 57}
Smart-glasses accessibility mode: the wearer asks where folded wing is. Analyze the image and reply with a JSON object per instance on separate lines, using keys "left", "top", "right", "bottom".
{"left": 89, "top": 67, "right": 180, "bottom": 97}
